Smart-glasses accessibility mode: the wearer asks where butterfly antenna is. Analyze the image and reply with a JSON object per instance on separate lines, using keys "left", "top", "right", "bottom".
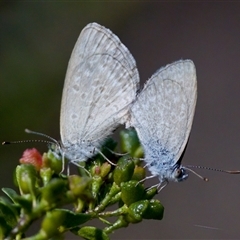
{"left": 186, "top": 165, "right": 240, "bottom": 175}
{"left": 183, "top": 166, "right": 209, "bottom": 181}
{"left": 2, "top": 129, "right": 60, "bottom": 147}
{"left": 2, "top": 139, "right": 55, "bottom": 145}
{"left": 25, "top": 129, "right": 59, "bottom": 145}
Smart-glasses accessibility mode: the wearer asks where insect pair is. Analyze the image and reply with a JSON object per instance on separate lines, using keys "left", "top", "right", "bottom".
{"left": 4, "top": 23, "right": 240, "bottom": 190}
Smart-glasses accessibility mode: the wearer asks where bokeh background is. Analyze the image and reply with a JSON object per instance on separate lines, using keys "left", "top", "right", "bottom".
{"left": 1, "top": 2, "right": 240, "bottom": 239}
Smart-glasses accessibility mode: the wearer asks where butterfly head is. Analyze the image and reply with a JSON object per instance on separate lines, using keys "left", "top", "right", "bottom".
{"left": 171, "top": 165, "right": 188, "bottom": 182}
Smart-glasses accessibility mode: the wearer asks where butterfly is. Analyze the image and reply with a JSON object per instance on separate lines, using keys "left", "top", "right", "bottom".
{"left": 57, "top": 22, "right": 140, "bottom": 167}
{"left": 127, "top": 60, "right": 197, "bottom": 189}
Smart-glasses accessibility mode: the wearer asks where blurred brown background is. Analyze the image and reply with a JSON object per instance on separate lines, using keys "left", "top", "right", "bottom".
{"left": 1, "top": 2, "right": 240, "bottom": 239}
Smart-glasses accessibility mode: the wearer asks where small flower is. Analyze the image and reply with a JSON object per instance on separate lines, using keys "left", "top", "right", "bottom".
{"left": 19, "top": 148, "right": 43, "bottom": 171}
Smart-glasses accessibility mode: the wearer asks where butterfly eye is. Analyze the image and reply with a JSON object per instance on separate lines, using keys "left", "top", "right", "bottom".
{"left": 174, "top": 168, "right": 182, "bottom": 178}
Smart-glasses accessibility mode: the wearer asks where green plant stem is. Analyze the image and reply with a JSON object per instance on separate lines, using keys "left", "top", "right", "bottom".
{"left": 94, "top": 182, "right": 121, "bottom": 213}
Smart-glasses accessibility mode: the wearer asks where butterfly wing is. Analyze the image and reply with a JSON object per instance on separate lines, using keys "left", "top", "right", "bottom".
{"left": 60, "top": 23, "right": 139, "bottom": 152}
{"left": 129, "top": 60, "right": 197, "bottom": 168}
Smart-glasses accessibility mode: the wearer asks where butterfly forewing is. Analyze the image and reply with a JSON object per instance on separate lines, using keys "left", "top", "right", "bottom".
{"left": 60, "top": 22, "right": 139, "bottom": 160}
{"left": 129, "top": 60, "right": 197, "bottom": 168}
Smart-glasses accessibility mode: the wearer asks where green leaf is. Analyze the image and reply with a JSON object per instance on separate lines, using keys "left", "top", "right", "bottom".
{"left": 2, "top": 188, "right": 32, "bottom": 213}
{"left": 0, "top": 200, "right": 18, "bottom": 225}
{"left": 127, "top": 200, "right": 149, "bottom": 223}
{"left": 2, "top": 188, "right": 20, "bottom": 202}
{"left": 68, "top": 175, "right": 92, "bottom": 198}
{"left": 121, "top": 180, "right": 145, "bottom": 206}
{"left": 40, "top": 179, "right": 67, "bottom": 207}
{"left": 40, "top": 210, "right": 66, "bottom": 237}
{"left": 120, "top": 129, "right": 143, "bottom": 158}
{"left": 142, "top": 199, "right": 164, "bottom": 220}
{"left": 37, "top": 209, "right": 91, "bottom": 237}
{"left": 113, "top": 157, "right": 135, "bottom": 185}
{"left": 0, "top": 217, "right": 12, "bottom": 239}
{"left": 56, "top": 209, "right": 91, "bottom": 229}
{"left": 127, "top": 199, "right": 164, "bottom": 223}
{"left": 77, "top": 226, "right": 109, "bottom": 240}
{"left": 144, "top": 187, "right": 158, "bottom": 200}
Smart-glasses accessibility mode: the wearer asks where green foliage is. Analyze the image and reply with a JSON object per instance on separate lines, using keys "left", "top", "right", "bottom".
{"left": 0, "top": 129, "right": 164, "bottom": 239}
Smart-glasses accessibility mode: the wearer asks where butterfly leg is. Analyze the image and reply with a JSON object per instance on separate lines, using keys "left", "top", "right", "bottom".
{"left": 105, "top": 147, "right": 129, "bottom": 157}
{"left": 98, "top": 150, "right": 117, "bottom": 166}
{"left": 157, "top": 180, "right": 169, "bottom": 192}
{"left": 135, "top": 174, "right": 156, "bottom": 187}
{"left": 70, "top": 161, "right": 91, "bottom": 176}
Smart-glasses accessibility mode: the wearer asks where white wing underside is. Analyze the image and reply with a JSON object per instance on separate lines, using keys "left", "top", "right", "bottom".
{"left": 129, "top": 60, "right": 197, "bottom": 167}
{"left": 60, "top": 23, "right": 139, "bottom": 158}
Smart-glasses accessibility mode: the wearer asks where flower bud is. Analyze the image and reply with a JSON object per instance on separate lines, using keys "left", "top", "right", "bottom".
{"left": 15, "top": 164, "right": 37, "bottom": 195}
{"left": 131, "top": 166, "right": 146, "bottom": 181}
{"left": 19, "top": 148, "right": 42, "bottom": 171}
{"left": 100, "top": 162, "right": 111, "bottom": 178}
{"left": 91, "top": 175, "right": 103, "bottom": 199}
{"left": 42, "top": 150, "right": 62, "bottom": 174}
{"left": 40, "top": 168, "right": 53, "bottom": 186}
